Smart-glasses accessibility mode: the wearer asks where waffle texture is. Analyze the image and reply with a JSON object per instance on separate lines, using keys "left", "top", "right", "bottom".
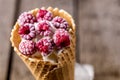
{"left": 10, "top": 7, "right": 76, "bottom": 80}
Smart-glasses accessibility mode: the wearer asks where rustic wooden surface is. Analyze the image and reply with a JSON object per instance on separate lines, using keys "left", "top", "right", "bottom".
{"left": 80, "top": 0, "right": 120, "bottom": 79}
{"left": 1, "top": 0, "right": 120, "bottom": 80}
{"left": 0, "top": 0, "right": 15, "bottom": 80}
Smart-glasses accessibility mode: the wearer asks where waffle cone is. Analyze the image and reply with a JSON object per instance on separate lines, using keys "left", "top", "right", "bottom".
{"left": 10, "top": 7, "right": 76, "bottom": 80}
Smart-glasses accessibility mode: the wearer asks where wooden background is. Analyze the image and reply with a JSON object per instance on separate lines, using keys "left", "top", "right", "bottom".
{"left": 0, "top": 0, "right": 120, "bottom": 80}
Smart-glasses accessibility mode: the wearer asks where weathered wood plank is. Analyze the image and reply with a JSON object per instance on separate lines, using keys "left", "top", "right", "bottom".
{"left": 95, "top": 75, "right": 120, "bottom": 80}
{"left": 0, "top": 0, "right": 15, "bottom": 80}
{"left": 73, "top": 0, "right": 80, "bottom": 63}
{"left": 80, "top": 0, "right": 120, "bottom": 79}
{"left": 11, "top": 0, "right": 74, "bottom": 80}
{"left": 19, "top": 0, "right": 73, "bottom": 15}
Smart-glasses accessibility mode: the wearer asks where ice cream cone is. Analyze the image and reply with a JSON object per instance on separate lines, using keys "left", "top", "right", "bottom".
{"left": 10, "top": 7, "right": 76, "bottom": 80}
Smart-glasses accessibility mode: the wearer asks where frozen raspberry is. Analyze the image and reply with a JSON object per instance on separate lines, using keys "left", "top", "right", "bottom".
{"left": 19, "top": 40, "right": 36, "bottom": 55}
{"left": 18, "top": 24, "right": 36, "bottom": 40}
{"left": 52, "top": 16, "right": 69, "bottom": 30}
{"left": 18, "top": 12, "right": 37, "bottom": 26}
{"left": 53, "top": 29, "right": 70, "bottom": 49}
{"left": 35, "top": 20, "right": 52, "bottom": 36}
{"left": 36, "top": 9, "right": 53, "bottom": 21}
{"left": 36, "top": 37, "right": 54, "bottom": 56}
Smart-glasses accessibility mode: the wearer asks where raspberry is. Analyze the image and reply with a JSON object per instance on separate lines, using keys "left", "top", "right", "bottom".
{"left": 53, "top": 29, "right": 70, "bottom": 49}
{"left": 18, "top": 12, "right": 37, "bottom": 26}
{"left": 18, "top": 24, "right": 36, "bottom": 40}
{"left": 36, "top": 37, "right": 54, "bottom": 56}
{"left": 52, "top": 16, "right": 68, "bottom": 30}
{"left": 36, "top": 9, "right": 53, "bottom": 21}
{"left": 35, "top": 20, "right": 52, "bottom": 36}
{"left": 19, "top": 40, "right": 36, "bottom": 55}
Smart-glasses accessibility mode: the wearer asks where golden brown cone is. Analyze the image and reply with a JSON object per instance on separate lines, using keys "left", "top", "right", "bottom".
{"left": 10, "top": 7, "right": 76, "bottom": 80}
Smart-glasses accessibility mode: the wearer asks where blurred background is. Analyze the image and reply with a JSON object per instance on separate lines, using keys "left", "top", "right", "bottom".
{"left": 0, "top": 0, "right": 120, "bottom": 80}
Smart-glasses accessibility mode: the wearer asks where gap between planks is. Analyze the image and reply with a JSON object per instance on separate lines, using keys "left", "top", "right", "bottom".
{"left": 6, "top": 0, "right": 21, "bottom": 80}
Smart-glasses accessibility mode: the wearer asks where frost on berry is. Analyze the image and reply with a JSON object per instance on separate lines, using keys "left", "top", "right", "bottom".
{"left": 36, "top": 9, "right": 53, "bottom": 21}
{"left": 36, "top": 37, "right": 54, "bottom": 56}
{"left": 18, "top": 12, "right": 37, "bottom": 26}
{"left": 19, "top": 40, "right": 36, "bottom": 55}
{"left": 53, "top": 29, "right": 70, "bottom": 49}
{"left": 35, "top": 20, "right": 52, "bottom": 36}
{"left": 52, "top": 16, "right": 69, "bottom": 30}
{"left": 18, "top": 23, "right": 36, "bottom": 40}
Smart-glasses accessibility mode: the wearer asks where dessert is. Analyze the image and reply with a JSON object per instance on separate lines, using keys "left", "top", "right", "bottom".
{"left": 10, "top": 7, "right": 76, "bottom": 80}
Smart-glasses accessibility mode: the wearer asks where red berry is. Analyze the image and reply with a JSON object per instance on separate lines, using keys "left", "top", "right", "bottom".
{"left": 35, "top": 20, "right": 52, "bottom": 36}
{"left": 36, "top": 37, "right": 54, "bottom": 56}
{"left": 18, "top": 12, "right": 37, "bottom": 26}
{"left": 19, "top": 40, "right": 36, "bottom": 55}
{"left": 53, "top": 29, "right": 70, "bottom": 49}
{"left": 52, "top": 16, "right": 68, "bottom": 30}
{"left": 36, "top": 9, "right": 53, "bottom": 21}
{"left": 18, "top": 24, "right": 36, "bottom": 40}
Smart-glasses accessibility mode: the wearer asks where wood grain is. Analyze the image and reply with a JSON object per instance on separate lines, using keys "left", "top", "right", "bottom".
{"left": 79, "top": 0, "right": 120, "bottom": 79}
{"left": 0, "top": 0, "right": 15, "bottom": 79}
{"left": 11, "top": 0, "right": 74, "bottom": 80}
{"left": 95, "top": 75, "right": 120, "bottom": 80}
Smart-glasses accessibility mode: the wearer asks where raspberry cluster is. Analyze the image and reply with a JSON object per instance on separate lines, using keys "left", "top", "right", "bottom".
{"left": 18, "top": 12, "right": 37, "bottom": 26}
{"left": 18, "top": 23, "right": 36, "bottom": 40}
{"left": 18, "top": 8, "right": 70, "bottom": 56}
{"left": 19, "top": 40, "right": 36, "bottom": 55}
{"left": 36, "top": 37, "right": 54, "bottom": 56}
